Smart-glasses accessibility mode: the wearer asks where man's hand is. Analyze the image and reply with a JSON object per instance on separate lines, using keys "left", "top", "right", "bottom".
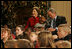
{"left": 52, "top": 35, "right": 58, "bottom": 40}
{"left": 48, "top": 28, "right": 56, "bottom": 32}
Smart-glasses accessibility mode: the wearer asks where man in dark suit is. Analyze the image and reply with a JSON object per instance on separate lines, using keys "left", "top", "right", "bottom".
{"left": 46, "top": 8, "right": 67, "bottom": 35}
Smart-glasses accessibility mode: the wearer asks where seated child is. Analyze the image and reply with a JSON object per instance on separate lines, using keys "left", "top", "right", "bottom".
{"left": 38, "top": 31, "right": 56, "bottom": 48}
{"left": 15, "top": 25, "right": 29, "bottom": 39}
{"left": 29, "top": 32, "right": 39, "bottom": 48}
{"left": 1, "top": 28, "right": 14, "bottom": 48}
{"left": 52, "top": 24, "right": 71, "bottom": 42}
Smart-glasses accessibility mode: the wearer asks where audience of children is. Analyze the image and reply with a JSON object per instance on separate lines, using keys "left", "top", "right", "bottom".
{"left": 15, "top": 25, "right": 29, "bottom": 40}
{"left": 38, "top": 31, "right": 56, "bottom": 48}
{"left": 1, "top": 23, "right": 71, "bottom": 48}
{"left": 52, "top": 24, "right": 71, "bottom": 42}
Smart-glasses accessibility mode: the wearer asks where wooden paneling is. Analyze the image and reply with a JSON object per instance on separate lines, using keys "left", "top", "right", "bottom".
{"left": 51, "top": 1, "right": 71, "bottom": 26}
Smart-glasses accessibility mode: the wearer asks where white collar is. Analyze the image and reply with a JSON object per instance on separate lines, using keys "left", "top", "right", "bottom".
{"left": 55, "top": 16, "right": 57, "bottom": 20}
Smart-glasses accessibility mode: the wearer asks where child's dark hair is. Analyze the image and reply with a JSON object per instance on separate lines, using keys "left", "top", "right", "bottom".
{"left": 16, "top": 25, "right": 24, "bottom": 31}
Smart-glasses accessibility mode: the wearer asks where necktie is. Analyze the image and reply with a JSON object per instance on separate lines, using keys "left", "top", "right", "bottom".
{"left": 53, "top": 18, "right": 56, "bottom": 28}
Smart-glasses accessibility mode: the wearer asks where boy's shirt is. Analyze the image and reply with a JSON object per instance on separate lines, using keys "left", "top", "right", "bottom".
{"left": 54, "top": 34, "right": 71, "bottom": 42}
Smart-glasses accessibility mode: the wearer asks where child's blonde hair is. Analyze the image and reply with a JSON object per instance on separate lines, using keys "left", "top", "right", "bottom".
{"left": 38, "top": 31, "right": 56, "bottom": 48}
{"left": 56, "top": 41, "right": 71, "bottom": 48}
{"left": 29, "top": 32, "right": 38, "bottom": 37}
{"left": 58, "top": 24, "right": 71, "bottom": 34}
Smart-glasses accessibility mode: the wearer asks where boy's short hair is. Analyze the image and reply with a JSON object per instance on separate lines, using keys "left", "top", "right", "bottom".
{"left": 58, "top": 24, "right": 71, "bottom": 34}
{"left": 16, "top": 25, "right": 24, "bottom": 31}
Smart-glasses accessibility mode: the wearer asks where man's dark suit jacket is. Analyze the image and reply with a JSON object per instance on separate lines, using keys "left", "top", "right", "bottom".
{"left": 45, "top": 16, "right": 67, "bottom": 35}
{"left": 45, "top": 16, "right": 67, "bottom": 29}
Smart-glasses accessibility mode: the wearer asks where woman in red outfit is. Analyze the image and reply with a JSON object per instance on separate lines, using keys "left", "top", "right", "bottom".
{"left": 25, "top": 7, "right": 40, "bottom": 30}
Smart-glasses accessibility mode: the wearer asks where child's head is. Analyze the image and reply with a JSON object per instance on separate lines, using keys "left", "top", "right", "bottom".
{"left": 1, "top": 28, "right": 12, "bottom": 43}
{"left": 57, "top": 24, "right": 71, "bottom": 38}
{"left": 29, "top": 32, "right": 38, "bottom": 42}
{"left": 38, "top": 31, "right": 54, "bottom": 47}
{"left": 1, "top": 28, "right": 9, "bottom": 39}
{"left": 16, "top": 25, "right": 24, "bottom": 36}
{"left": 55, "top": 40, "right": 71, "bottom": 48}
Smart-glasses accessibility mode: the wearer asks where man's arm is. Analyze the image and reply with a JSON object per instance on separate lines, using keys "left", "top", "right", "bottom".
{"left": 60, "top": 16, "right": 67, "bottom": 24}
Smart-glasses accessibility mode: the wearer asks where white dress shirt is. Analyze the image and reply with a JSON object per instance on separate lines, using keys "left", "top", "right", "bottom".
{"left": 51, "top": 16, "right": 58, "bottom": 30}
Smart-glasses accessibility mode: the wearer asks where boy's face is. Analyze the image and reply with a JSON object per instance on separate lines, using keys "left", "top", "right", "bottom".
{"left": 30, "top": 33, "right": 38, "bottom": 42}
{"left": 57, "top": 27, "right": 67, "bottom": 38}
{"left": 16, "top": 27, "right": 23, "bottom": 36}
{"left": 1, "top": 32, "right": 5, "bottom": 39}
{"left": 1, "top": 31, "right": 8, "bottom": 39}
{"left": 4, "top": 31, "right": 8, "bottom": 38}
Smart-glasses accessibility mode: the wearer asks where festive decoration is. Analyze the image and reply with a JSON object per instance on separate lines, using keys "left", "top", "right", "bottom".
{"left": 1, "top": 1, "right": 50, "bottom": 29}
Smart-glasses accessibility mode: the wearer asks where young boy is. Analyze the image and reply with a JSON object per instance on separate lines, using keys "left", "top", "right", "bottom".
{"left": 15, "top": 25, "right": 29, "bottom": 39}
{"left": 52, "top": 24, "right": 71, "bottom": 42}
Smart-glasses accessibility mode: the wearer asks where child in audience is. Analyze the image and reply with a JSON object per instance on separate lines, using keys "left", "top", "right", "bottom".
{"left": 29, "top": 32, "right": 40, "bottom": 48}
{"left": 1, "top": 28, "right": 14, "bottom": 48}
{"left": 52, "top": 24, "right": 71, "bottom": 42}
{"left": 1, "top": 28, "right": 14, "bottom": 43}
{"left": 38, "top": 31, "right": 56, "bottom": 48}
{"left": 15, "top": 25, "right": 29, "bottom": 39}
